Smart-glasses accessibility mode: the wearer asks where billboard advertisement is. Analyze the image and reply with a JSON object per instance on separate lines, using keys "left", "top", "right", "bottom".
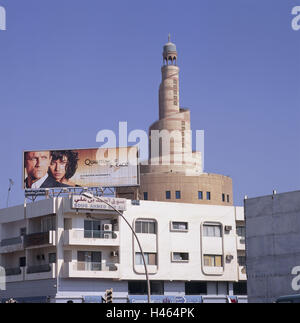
{"left": 23, "top": 147, "right": 138, "bottom": 190}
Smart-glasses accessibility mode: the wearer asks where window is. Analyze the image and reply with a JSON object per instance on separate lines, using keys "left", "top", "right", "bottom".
{"left": 77, "top": 251, "right": 102, "bottom": 271}
{"left": 49, "top": 253, "right": 56, "bottom": 264}
{"left": 172, "top": 252, "right": 189, "bottom": 262}
{"left": 198, "top": 191, "right": 203, "bottom": 200}
{"left": 176, "top": 191, "right": 181, "bottom": 199}
{"left": 203, "top": 224, "right": 222, "bottom": 237}
{"left": 41, "top": 215, "right": 56, "bottom": 232}
{"left": 204, "top": 255, "right": 223, "bottom": 267}
{"left": 135, "top": 253, "right": 157, "bottom": 266}
{"left": 236, "top": 226, "right": 246, "bottom": 238}
{"left": 238, "top": 256, "right": 246, "bottom": 267}
{"left": 227, "top": 195, "right": 230, "bottom": 203}
{"left": 185, "top": 282, "right": 207, "bottom": 295}
{"left": 206, "top": 192, "right": 211, "bottom": 200}
{"left": 128, "top": 281, "right": 164, "bottom": 295}
{"left": 143, "top": 192, "right": 148, "bottom": 200}
{"left": 222, "top": 194, "right": 225, "bottom": 202}
{"left": 166, "top": 191, "right": 171, "bottom": 199}
{"left": 233, "top": 282, "right": 247, "bottom": 295}
{"left": 19, "top": 257, "right": 26, "bottom": 267}
{"left": 171, "top": 222, "right": 188, "bottom": 231}
{"left": 20, "top": 228, "right": 26, "bottom": 236}
{"left": 84, "top": 220, "right": 107, "bottom": 238}
{"left": 135, "top": 220, "right": 156, "bottom": 234}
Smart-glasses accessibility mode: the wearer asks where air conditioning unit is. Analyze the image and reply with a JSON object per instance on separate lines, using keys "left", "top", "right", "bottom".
{"left": 111, "top": 251, "right": 118, "bottom": 257}
{"left": 103, "top": 224, "right": 113, "bottom": 232}
{"left": 226, "top": 254, "right": 234, "bottom": 262}
{"left": 104, "top": 233, "right": 112, "bottom": 239}
{"left": 224, "top": 225, "right": 232, "bottom": 232}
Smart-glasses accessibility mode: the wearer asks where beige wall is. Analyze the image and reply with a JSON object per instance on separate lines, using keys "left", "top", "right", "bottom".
{"left": 117, "top": 172, "right": 233, "bottom": 206}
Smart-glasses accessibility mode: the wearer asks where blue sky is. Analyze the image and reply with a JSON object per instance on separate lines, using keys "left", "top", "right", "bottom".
{"left": 0, "top": 0, "right": 299, "bottom": 207}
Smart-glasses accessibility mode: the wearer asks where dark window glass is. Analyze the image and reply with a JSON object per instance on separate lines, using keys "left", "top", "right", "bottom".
{"left": 143, "top": 192, "right": 148, "bottom": 200}
{"left": 148, "top": 222, "right": 156, "bottom": 234}
{"left": 20, "top": 228, "right": 26, "bottom": 236}
{"left": 238, "top": 256, "right": 246, "bottom": 267}
{"left": 49, "top": 253, "right": 56, "bottom": 264}
{"left": 185, "top": 282, "right": 207, "bottom": 295}
{"left": 135, "top": 221, "right": 142, "bottom": 233}
{"left": 176, "top": 191, "right": 181, "bottom": 199}
{"left": 135, "top": 220, "right": 156, "bottom": 234}
{"left": 233, "top": 282, "right": 247, "bottom": 295}
{"left": 198, "top": 191, "right": 203, "bottom": 200}
{"left": 206, "top": 192, "right": 211, "bottom": 200}
{"left": 128, "top": 281, "right": 164, "bottom": 295}
{"left": 19, "top": 257, "right": 26, "bottom": 267}
{"left": 222, "top": 194, "right": 225, "bottom": 202}
{"left": 84, "top": 221, "right": 92, "bottom": 231}
{"left": 227, "top": 195, "right": 230, "bottom": 203}
{"left": 142, "top": 222, "right": 148, "bottom": 233}
{"left": 166, "top": 191, "right": 171, "bottom": 199}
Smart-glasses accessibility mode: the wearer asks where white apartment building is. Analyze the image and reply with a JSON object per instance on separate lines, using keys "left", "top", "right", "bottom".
{"left": 0, "top": 196, "right": 247, "bottom": 303}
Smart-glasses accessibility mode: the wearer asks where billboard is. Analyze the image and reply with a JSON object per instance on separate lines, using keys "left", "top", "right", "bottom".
{"left": 23, "top": 147, "right": 138, "bottom": 190}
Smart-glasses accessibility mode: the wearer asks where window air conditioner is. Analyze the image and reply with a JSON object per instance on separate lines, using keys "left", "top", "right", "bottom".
{"left": 103, "top": 224, "right": 113, "bottom": 232}
{"left": 224, "top": 225, "right": 232, "bottom": 232}
{"left": 226, "top": 254, "right": 234, "bottom": 262}
{"left": 111, "top": 251, "right": 118, "bottom": 257}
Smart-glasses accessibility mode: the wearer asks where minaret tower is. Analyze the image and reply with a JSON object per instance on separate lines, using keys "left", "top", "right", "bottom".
{"left": 148, "top": 35, "right": 197, "bottom": 172}
{"left": 159, "top": 34, "right": 180, "bottom": 119}
{"left": 117, "top": 36, "right": 233, "bottom": 206}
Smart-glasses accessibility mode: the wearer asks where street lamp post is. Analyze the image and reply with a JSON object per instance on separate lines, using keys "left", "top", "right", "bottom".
{"left": 82, "top": 192, "right": 151, "bottom": 304}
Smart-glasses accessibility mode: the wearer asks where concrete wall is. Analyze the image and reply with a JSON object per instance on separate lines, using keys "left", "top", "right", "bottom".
{"left": 245, "top": 190, "right": 300, "bottom": 303}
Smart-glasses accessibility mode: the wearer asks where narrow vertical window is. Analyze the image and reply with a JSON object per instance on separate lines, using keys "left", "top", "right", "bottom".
{"left": 166, "top": 191, "right": 171, "bottom": 199}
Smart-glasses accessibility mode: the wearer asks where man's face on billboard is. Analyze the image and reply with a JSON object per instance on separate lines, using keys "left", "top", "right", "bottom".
{"left": 25, "top": 151, "right": 51, "bottom": 180}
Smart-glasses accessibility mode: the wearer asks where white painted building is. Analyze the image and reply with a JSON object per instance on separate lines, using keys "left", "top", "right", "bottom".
{"left": 0, "top": 196, "right": 247, "bottom": 303}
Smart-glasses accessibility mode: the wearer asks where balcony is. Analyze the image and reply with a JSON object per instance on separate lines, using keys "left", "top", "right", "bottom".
{"left": 0, "top": 236, "right": 24, "bottom": 254}
{"left": 63, "top": 261, "right": 120, "bottom": 279}
{"left": 24, "top": 231, "right": 56, "bottom": 249}
{"left": 5, "top": 267, "right": 25, "bottom": 283}
{"left": 63, "top": 230, "right": 119, "bottom": 247}
{"left": 25, "top": 263, "right": 56, "bottom": 280}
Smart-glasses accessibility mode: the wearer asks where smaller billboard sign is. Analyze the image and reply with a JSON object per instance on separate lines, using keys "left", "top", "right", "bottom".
{"left": 72, "top": 195, "right": 127, "bottom": 212}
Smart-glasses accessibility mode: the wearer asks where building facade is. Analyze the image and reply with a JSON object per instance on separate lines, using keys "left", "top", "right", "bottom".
{"left": 245, "top": 190, "right": 300, "bottom": 303}
{"left": 0, "top": 197, "right": 247, "bottom": 303}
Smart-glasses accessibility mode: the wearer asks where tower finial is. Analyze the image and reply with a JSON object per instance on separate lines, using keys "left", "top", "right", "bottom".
{"left": 168, "top": 33, "right": 171, "bottom": 42}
